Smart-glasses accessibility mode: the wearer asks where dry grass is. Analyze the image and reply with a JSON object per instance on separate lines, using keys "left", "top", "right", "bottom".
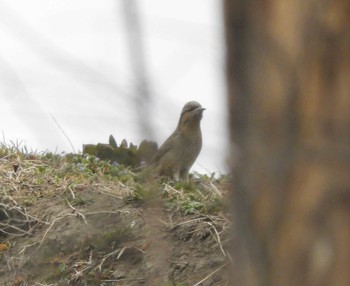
{"left": 0, "top": 144, "right": 231, "bottom": 285}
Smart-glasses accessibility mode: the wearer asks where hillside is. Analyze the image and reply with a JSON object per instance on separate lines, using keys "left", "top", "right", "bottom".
{"left": 0, "top": 145, "right": 231, "bottom": 286}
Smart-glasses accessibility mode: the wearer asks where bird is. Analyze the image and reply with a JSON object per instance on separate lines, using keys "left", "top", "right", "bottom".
{"left": 143, "top": 101, "right": 205, "bottom": 181}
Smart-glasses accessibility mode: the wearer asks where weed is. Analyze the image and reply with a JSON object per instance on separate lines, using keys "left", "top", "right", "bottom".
{"left": 93, "top": 227, "right": 132, "bottom": 251}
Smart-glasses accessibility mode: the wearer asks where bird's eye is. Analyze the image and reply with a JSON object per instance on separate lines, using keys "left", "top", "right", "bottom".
{"left": 181, "top": 102, "right": 202, "bottom": 115}
{"left": 185, "top": 105, "right": 200, "bottom": 113}
{"left": 186, "top": 107, "right": 196, "bottom": 112}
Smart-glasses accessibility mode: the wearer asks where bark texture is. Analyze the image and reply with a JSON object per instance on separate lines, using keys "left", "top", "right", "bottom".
{"left": 223, "top": 1, "right": 350, "bottom": 285}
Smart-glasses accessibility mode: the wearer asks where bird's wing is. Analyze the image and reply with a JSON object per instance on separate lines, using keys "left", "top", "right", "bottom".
{"left": 147, "top": 132, "right": 177, "bottom": 165}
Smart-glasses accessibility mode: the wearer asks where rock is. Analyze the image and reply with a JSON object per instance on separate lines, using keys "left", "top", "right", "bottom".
{"left": 136, "top": 140, "right": 158, "bottom": 163}
{"left": 109, "top": 135, "right": 118, "bottom": 148}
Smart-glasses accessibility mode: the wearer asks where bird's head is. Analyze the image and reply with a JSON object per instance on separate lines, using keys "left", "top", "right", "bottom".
{"left": 178, "top": 101, "right": 205, "bottom": 128}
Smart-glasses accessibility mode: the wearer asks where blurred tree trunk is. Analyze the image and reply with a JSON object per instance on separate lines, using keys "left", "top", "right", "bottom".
{"left": 223, "top": 1, "right": 350, "bottom": 286}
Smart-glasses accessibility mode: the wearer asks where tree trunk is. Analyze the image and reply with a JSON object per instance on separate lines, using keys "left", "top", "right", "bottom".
{"left": 223, "top": 1, "right": 350, "bottom": 285}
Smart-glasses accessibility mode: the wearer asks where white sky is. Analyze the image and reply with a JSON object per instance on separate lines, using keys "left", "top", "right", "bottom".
{"left": 0, "top": 0, "right": 228, "bottom": 174}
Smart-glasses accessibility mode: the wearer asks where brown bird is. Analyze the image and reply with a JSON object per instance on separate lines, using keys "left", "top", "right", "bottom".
{"left": 144, "top": 101, "right": 205, "bottom": 181}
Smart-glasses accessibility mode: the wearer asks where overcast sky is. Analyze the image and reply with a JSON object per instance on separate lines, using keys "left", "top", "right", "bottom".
{"left": 0, "top": 0, "right": 228, "bottom": 174}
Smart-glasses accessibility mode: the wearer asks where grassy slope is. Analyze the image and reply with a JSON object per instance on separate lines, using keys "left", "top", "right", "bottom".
{"left": 0, "top": 145, "right": 231, "bottom": 286}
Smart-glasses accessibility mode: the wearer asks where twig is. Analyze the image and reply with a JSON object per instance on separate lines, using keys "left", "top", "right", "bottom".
{"left": 68, "top": 185, "right": 76, "bottom": 199}
{"left": 195, "top": 188, "right": 206, "bottom": 199}
{"left": 206, "top": 222, "right": 226, "bottom": 257}
{"left": 117, "top": 246, "right": 127, "bottom": 259}
{"left": 96, "top": 248, "right": 122, "bottom": 271}
{"left": 193, "top": 263, "right": 227, "bottom": 286}
{"left": 174, "top": 217, "right": 207, "bottom": 227}
{"left": 101, "top": 278, "right": 145, "bottom": 282}
{"left": 96, "top": 247, "right": 144, "bottom": 272}
{"left": 50, "top": 113, "right": 76, "bottom": 153}
{"left": 66, "top": 199, "right": 88, "bottom": 225}
{"left": 85, "top": 210, "right": 130, "bottom": 216}
{"left": 72, "top": 265, "right": 92, "bottom": 280}
{"left": 158, "top": 218, "right": 169, "bottom": 227}
{"left": 0, "top": 222, "right": 33, "bottom": 236}
{"left": 19, "top": 241, "right": 40, "bottom": 255}
{"left": 163, "top": 183, "right": 185, "bottom": 198}
{"left": 168, "top": 213, "right": 174, "bottom": 229}
{"left": 29, "top": 213, "right": 77, "bottom": 255}
{"left": 209, "top": 181, "right": 223, "bottom": 197}
{"left": 0, "top": 203, "right": 49, "bottom": 225}
{"left": 97, "top": 189, "right": 123, "bottom": 199}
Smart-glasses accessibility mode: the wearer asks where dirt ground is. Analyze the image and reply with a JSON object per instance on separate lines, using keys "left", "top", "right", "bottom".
{"left": 0, "top": 161, "right": 231, "bottom": 286}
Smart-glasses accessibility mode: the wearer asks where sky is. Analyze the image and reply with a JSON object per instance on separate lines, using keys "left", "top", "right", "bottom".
{"left": 0, "top": 0, "right": 228, "bottom": 174}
